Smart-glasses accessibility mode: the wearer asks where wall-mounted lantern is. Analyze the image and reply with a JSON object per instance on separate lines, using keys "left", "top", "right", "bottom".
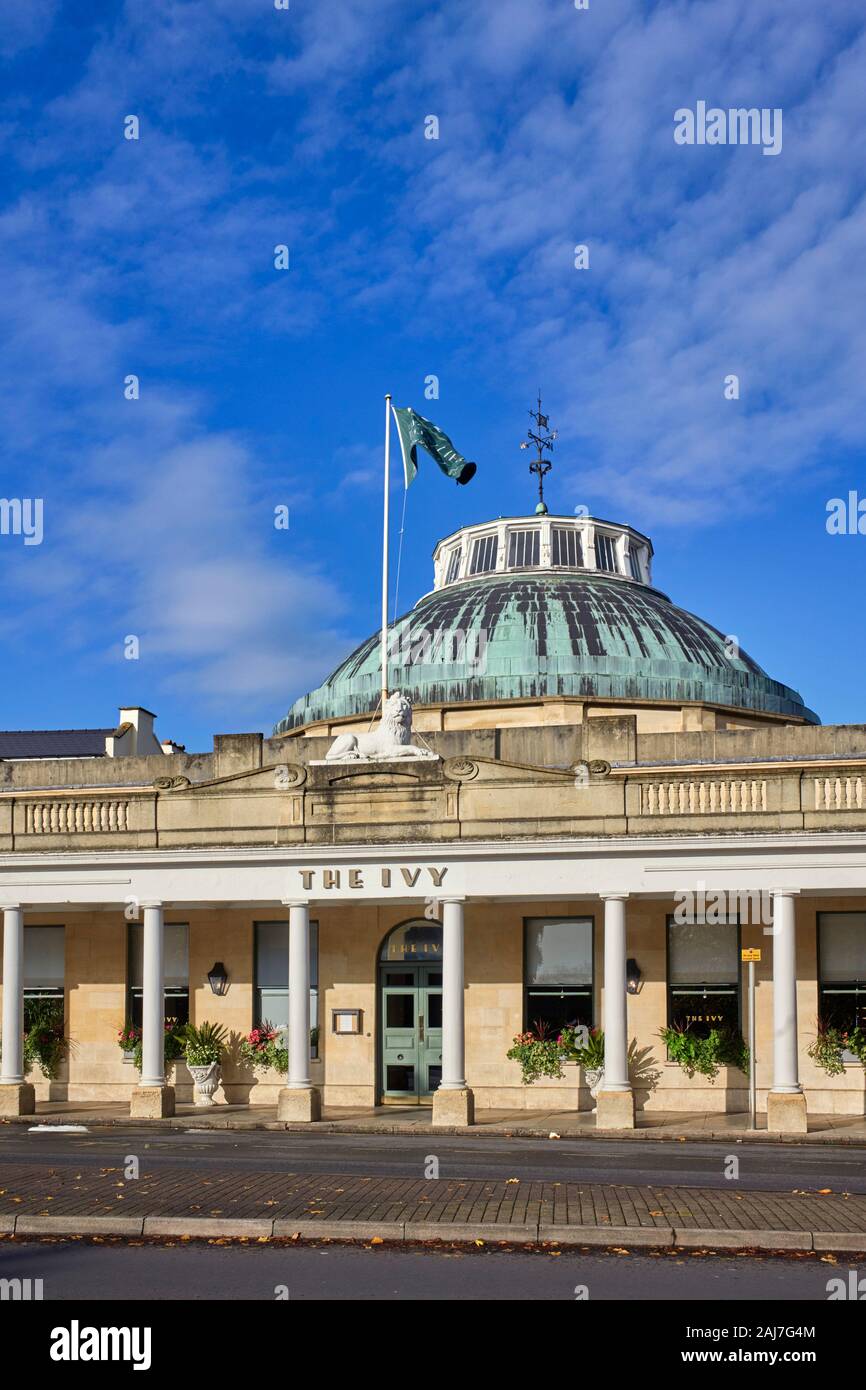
{"left": 207, "top": 961, "right": 229, "bottom": 996}
{"left": 626, "top": 958, "right": 643, "bottom": 995}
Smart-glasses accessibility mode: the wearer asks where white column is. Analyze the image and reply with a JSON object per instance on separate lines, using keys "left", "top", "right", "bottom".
{"left": 0, "top": 906, "right": 25, "bottom": 1085}
{"left": 601, "top": 894, "right": 630, "bottom": 1091}
{"left": 286, "top": 900, "right": 311, "bottom": 1090}
{"left": 770, "top": 890, "right": 802, "bottom": 1094}
{"left": 140, "top": 903, "right": 166, "bottom": 1088}
{"left": 440, "top": 897, "right": 466, "bottom": 1090}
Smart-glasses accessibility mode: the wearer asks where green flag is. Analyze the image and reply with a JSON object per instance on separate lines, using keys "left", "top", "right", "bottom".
{"left": 392, "top": 406, "right": 477, "bottom": 487}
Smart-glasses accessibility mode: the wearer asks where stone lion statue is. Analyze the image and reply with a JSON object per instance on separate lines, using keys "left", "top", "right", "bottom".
{"left": 325, "top": 691, "right": 437, "bottom": 762}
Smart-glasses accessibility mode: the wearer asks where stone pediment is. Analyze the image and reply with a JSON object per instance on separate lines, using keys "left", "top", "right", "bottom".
{"left": 151, "top": 754, "right": 612, "bottom": 797}
{"left": 152, "top": 762, "right": 307, "bottom": 793}
{"left": 442, "top": 755, "right": 611, "bottom": 785}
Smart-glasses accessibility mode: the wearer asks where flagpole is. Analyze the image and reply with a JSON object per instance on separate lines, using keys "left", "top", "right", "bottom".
{"left": 381, "top": 393, "right": 392, "bottom": 710}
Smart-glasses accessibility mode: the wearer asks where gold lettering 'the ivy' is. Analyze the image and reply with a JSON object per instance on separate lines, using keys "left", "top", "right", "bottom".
{"left": 297, "top": 866, "right": 448, "bottom": 891}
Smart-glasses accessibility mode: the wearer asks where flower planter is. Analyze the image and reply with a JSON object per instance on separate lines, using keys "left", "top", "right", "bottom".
{"left": 584, "top": 1065, "right": 604, "bottom": 1110}
{"left": 188, "top": 1061, "right": 221, "bottom": 1107}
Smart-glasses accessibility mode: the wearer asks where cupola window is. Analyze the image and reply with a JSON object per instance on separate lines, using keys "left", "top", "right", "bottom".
{"left": 468, "top": 533, "right": 498, "bottom": 575}
{"left": 506, "top": 529, "right": 540, "bottom": 569}
{"left": 551, "top": 526, "right": 582, "bottom": 568}
{"left": 595, "top": 532, "right": 618, "bottom": 573}
{"left": 445, "top": 548, "right": 462, "bottom": 585}
{"left": 628, "top": 547, "right": 642, "bottom": 581}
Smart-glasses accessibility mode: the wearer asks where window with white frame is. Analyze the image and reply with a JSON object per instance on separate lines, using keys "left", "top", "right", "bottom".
{"left": 128, "top": 922, "right": 189, "bottom": 1028}
{"left": 628, "top": 547, "right": 642, "bottom": 581}
{"left": 667, "top": 917, "right": 740, "bottom": 1036}
{"left": 24, "top": 926, "right": 65, "bottom": 1003}
{"left": 506, "top": 529, "right": 540, "bottom": 569}
{"left": 23, "top": 925, "right": 66, "bottom": 1065}
{"left": 468, "top": 533, "right": 498, "bottom": 575}
{"left": 524, "top": 917, "right": 594, "bottom": 1034}
{"left": 594, "top": 532, "right": 618, "bottom": 573}
{"left": 818, "top": 912, "right": 866, "bottom": 1034}
{"left": 445, "top": 548, "right": 462, "bottom": 585}
{"left": 254, "top": 920, "right": 320, "bottom": 1057}
{"left": 551, "top": 527, "right": 582, "bottom": 568}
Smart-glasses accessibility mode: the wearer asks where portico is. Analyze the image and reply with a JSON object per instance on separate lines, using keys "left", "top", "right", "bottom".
{"left": 1, "top": 829, "right": 865, "bottom": 1130}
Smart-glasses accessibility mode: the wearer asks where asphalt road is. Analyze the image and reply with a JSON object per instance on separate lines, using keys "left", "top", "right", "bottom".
{"left": 0, "top": 1237, "right": 849, "bottom": 1300}
{"left": 1, "top": 1126, "right": 863, "bottom": 1192}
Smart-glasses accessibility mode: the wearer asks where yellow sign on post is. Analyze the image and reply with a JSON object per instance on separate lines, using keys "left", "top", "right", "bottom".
{"left": 742, "top": 949, "right": 760, "bottom": 1129}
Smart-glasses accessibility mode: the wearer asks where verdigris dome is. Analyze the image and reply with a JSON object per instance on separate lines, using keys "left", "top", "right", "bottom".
{"left": 275, "top": 514, "right": 818, "bottom": 733}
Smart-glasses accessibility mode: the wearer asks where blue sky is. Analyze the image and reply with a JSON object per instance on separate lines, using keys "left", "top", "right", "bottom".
{"left": 0, "top": 0, "right": 864, "bottom": 749}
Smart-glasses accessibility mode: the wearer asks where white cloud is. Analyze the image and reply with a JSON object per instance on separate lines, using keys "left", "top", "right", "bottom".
{"left": 0, "top": 0, "right": 60, "bottom": 58}
{"left": 337, "top": 0, "right": 866, "bottom": 526}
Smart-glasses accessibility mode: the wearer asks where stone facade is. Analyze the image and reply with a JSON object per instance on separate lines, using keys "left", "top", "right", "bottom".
{"left": 5, "top": 896, "right": 866, "bottom": 1115}
{"left": 0, "top": 715, "right": 864, "bottom": 851}
{"left": 1, "top": 714, "right": 865, "bottom": 1122}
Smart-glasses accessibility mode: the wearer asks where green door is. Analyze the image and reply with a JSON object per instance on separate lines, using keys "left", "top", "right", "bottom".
{"left": 420, "top": 966, "right": 443, "bottom": 1096}
{"left": 380, "top": 965, "right": 442, "bottom": 1102}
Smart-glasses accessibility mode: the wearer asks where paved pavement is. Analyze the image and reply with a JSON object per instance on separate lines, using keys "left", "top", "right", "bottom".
{"left": 3, "top": 1126, "right": 866, "bottom": 1192}
{"left": 6, "top": 1099, "right": 866, "bottom": 1142}
{"left": 1, "top": 1146, "right": 865, "bottom": 1250}
{"left": 0, "top": 1238, "right": 847, "bottom": 1300}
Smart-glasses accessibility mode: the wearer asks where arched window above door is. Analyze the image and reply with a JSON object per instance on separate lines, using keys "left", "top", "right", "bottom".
{"left": 379, "top": 919, "right": 443, "bottom": 962}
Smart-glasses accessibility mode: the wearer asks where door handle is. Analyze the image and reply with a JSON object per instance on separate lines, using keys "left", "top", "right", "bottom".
{"left": 418, "top": 1015, "right": 425, "bottom": 1042}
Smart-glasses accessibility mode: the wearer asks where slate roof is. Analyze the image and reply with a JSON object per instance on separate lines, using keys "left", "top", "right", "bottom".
{"left": 0, "top": 729, "right": 112, "bottom": 760}
{"left": 276, "top": 571, "right": 819, "bottom": 732}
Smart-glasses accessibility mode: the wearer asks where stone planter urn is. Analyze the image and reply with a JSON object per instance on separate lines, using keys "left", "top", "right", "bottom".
{"left": 585, "top": 1066, "right": 604, "bottom": 1111}
{"left": 188, "top": 1061, "right": 221, "bottom": 1107}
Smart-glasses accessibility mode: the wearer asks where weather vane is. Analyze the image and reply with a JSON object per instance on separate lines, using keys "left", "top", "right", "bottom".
{"left": 520, "top": 390, "right": 557, "bottom": 515}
